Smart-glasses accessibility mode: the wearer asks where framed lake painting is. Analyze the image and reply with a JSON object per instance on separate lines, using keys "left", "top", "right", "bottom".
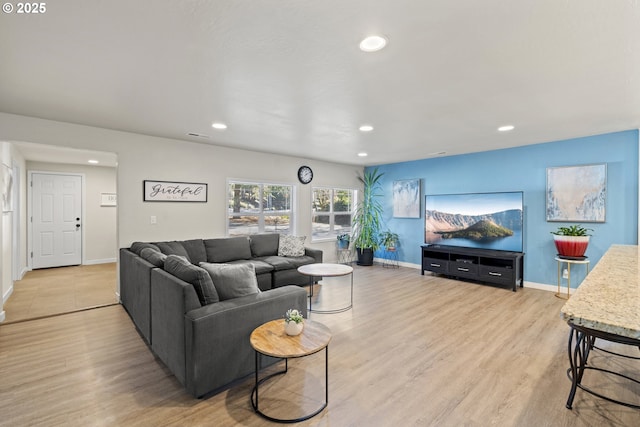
{"left": 546, "top": 163, "right": 606, "bottom": 222}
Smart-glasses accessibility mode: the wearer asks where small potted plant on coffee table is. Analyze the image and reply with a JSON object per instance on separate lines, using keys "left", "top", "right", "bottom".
{"left": 284, "top": 308, "right": 304, "bottom": 336}
{"left": 551, "top": 225, "right": 593, "bottom": 259}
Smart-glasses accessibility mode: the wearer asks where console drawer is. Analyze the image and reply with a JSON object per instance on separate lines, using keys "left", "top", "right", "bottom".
{"left": 451, "top": 261, "right": 478, "bottom": 277}
{"left": 424, "top": 257, "right": 448, "bottom": 274}
{"left": 479, "top": 265, "right": 514, "bottom": 284}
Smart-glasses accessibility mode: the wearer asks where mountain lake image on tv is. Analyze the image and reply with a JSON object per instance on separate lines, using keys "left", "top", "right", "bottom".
{"left": 425, "top": 191, "right": 524, "bottom": 252}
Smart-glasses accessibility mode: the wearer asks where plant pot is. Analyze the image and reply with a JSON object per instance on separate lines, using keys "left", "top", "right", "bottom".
{"left": 553, "top": 235, "right": 590, "bottom": 258}
{"left": 285, "top": 320, "right": 303, "bottom": 336}
{"left": 356, "top": 247, "right": 374, "bottom": 266}
{"left": 337, "top": 240, "right": 349, "bottom": 250}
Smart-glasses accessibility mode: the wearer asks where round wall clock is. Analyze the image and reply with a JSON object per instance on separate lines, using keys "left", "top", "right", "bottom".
{"left": 297, "top": 166, "right": 313, "bottom": 184}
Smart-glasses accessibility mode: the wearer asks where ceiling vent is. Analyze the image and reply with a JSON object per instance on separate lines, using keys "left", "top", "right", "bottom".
{"left": 187, "top": 132, "right": 210, "bottom": 139}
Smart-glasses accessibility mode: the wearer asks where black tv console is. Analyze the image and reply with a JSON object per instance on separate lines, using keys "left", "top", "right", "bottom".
{"left": 421, "top": 245, "right": 524, "bottom": 292}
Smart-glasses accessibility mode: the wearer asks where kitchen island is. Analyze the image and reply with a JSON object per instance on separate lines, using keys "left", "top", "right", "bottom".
{"left": 560, "top": 244, "right": 640, "bottom": 409}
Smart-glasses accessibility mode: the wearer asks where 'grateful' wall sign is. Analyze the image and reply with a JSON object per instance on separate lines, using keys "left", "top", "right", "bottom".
{"left": 143, "top": 180, "right": 208, "bottom": 202}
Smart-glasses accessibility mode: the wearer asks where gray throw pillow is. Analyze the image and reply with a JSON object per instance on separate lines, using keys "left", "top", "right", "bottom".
{"left": 130, "top": 242, "right": 160, "bottom": 256}
{"left": 156, "top": 241, "right": 191, "bottom": 262}
{"left": 140, "top": 247, "right": 167, "bottom": 267}
{"left": 278, "top": 235, "right": 306, "bottom": 257}
{"left": 199, "top": 262, "right": 261, "bottom": 301}
{"left": 164, "top": 255, "right": 219, "bottom": 305}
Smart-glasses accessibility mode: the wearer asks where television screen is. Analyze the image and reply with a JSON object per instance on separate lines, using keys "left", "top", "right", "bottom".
{"left": 425, "top": 191, "right": 523, "bottom": 252}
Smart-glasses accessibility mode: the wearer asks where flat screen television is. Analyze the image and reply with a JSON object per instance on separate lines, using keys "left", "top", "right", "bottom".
{"left": 425, "top": 191, "right": 524, "bottom": 253}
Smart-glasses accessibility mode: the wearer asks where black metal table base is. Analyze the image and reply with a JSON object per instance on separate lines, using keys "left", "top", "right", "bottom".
{"left": 566, "top": 324, "right": 640, "bottom": 410}
{"left": 251, "top": 347, "right": 329, "bottom": 423}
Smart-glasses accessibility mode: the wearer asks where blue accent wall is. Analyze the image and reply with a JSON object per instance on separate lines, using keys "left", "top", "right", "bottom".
{"left": 369, "top": 130, "right": 639, "bottom": 287}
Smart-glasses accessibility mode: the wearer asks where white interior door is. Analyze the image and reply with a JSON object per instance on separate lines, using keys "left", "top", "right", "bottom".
{"left": 31, "top": 173, "right": 82, "bottom": 269}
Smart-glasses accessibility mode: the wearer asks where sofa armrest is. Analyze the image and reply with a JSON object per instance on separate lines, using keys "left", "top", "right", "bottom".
{"left": 119, "top": 248, "right": 156, "bottom": 343}
{"left": 183, "top": 286, "right": 308, "bottom": 397}
{"left": 150, "top": 268, "right": 202, "bottom": 386}
{"left": 305, "top": 247, "right": 323, "bottom": 263}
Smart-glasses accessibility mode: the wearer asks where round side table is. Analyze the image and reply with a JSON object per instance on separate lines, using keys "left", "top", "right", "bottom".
{"left": 555, "top": 256, "right": 590, "bottom": 299}
{"left": 250, "top": 319, "right": 332, "bottom": 423}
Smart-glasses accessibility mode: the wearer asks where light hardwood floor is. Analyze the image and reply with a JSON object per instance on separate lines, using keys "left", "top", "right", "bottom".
{"left": 2, "top": 263, "right": 118, "bottom": 323}
{"left": 0, "top": 265, "right": 638, "bottom": 426}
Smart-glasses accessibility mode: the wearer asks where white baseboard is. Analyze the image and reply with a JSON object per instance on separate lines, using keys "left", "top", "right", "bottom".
{"left": 3, "top": 285, "right": 13, "bottom": 304}
{"left": 18, "top": 267, "right": 28, "bottom": 280}
{"left": 0, "top": 310, "right": 5, "bottom": 323}
{"left": 84, "top": 258, "right": 117, "bottom": 265}
{"left": 524, "top": 281, "right": 572, "bottom": 295}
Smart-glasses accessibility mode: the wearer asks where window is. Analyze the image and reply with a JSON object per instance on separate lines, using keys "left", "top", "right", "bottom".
{"left": 228, "top": 181, "right": 293, "bottom": 236}
{"left": 312, "top": 187, "right": 355, "bottom": 241}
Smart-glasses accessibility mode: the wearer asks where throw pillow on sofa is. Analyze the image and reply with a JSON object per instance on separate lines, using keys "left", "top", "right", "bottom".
{"left": 140, "top": 247, "right": 167, "bottom": 267}
{"left": 130, "top": 241, "right": 160, "bottom": 256}
{"left": 199, "top": 262, "right": 261, "bottom": 301}
{"left": 156, "top": 241, "right": 191, "bottom": 262}
{"left": 278, "top": 235, "right": 306, "bottom": 257}
{"left": 164, "top": 255, "right": 219, "bottom": 305}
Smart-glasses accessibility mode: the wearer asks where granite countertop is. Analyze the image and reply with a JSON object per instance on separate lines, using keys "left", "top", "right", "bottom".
{"left": 560, "top": 244, "right": 640, "bottom": 340}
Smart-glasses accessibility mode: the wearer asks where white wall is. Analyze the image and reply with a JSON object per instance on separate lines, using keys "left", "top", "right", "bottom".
{"left": 1, "top": 142, "right": 26, "bottom": 321}
{"left": 27, "top": 162, "right": 117, "bottom": 264}
{"left": 0, "top": 112, "right": 363, "bottom": 305}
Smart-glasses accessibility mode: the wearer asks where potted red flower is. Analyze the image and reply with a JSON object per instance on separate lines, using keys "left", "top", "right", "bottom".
{"left": 551, "top": 225, "right": 592, "bottom": 258}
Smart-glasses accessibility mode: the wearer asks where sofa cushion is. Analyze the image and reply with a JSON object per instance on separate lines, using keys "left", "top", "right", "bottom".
{"left": 278, "top": 235, "right": 306, "bottom": 257}
{"left": 130, "top": 241, "right": 160, "bottom": 256}
{"left": 199, "top": 262, "right": 261, "bottom": 301}
{"left": 250, "top": 233, "right": 279, "bottom": 257}
{"left": 204, "top": 237, "right": 252, "bottom": 263}
{"left": 181, "top": 239, "right": 207, "bottom": 265}
{"left": 280, "top": 255, "right": 317, "bottom": 268}
{"left": 227, "top": 259, "right": 275, "bottom": 275}
{"left": 140, "top": 247, "right": 167, "bottom": 267}
{"left": 164, "top": 255, "right": 219, "bottom": 305}
{"left": 255, "top": 255, "right": 293, "bottom": 271}
{"left": 156, "top": 241, "right": 191, "bottom": 262}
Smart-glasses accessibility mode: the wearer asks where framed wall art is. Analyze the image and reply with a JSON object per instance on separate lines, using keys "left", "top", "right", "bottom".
{"left": 2, "top": 163, "right": 13, "bottom": 212}
{"left": 143, "top": 180, "right": 208, "bottom": 202}
{"left": 393, "top": 179, "right": 421, "bottom": 218}
{"left": 546, "top": 163, "right": 606, "bottom": 222}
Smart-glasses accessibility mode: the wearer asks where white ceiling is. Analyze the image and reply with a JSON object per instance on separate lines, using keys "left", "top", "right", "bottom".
{"left": 1, "top": 1, "right": 639, "bottom": 166}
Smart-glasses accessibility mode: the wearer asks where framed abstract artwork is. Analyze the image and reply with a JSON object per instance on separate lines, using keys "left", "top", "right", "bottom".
{"left": 2, "top": 163, "right": 13, "bottom": 212}
{"left": 393, "top": 179, "right": 421, "bottom": 218}
{"left": 546, "top": 163, "right": 606, "bottom": 222}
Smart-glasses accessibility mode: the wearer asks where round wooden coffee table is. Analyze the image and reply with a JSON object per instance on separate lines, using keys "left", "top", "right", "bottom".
{"left": 298, "top": 263, "right": 354, "bottom": 313}
{"left": 250, "top": 319, "right": 332, "bottom": 423}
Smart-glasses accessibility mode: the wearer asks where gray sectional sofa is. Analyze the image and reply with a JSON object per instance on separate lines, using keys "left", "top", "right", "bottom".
{"left": 119, "top": 233, "right": 321, "bottom": 397}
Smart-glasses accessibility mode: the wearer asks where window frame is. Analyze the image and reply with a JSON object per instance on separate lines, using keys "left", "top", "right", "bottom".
{"left": 226, "top": 179, "right": 296, "bottom": 237}
{"left": 311, "top": 186, "right": 357, "bottom": 242}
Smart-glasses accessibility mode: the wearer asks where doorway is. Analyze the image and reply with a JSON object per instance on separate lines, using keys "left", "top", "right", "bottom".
{"left": 2, "top": 143, "right": 118, "bottom": 324}
{"left": 30, "top": 172, "right": 83, "bottom": 269}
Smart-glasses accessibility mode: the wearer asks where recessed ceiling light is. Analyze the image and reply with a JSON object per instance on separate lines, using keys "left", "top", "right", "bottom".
{"left": 359, "top": 35, "right": 388, "bottom": 52}
{"left": 88, "top": 159, "right": 99, "bottom": 164}
{"left": 212, "top": 122, "right": 227, "bottom": 130}
{"left": 359, "top": 125, "right": 374, "bottom": 132}
{"left": 498, "top": 125, "right": 515, "bottom": 132}
{"left": 357, "top": 152, "right": 368, "bottom": 157}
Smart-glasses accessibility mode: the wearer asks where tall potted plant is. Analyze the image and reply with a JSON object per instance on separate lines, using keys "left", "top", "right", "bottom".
{"left": 352, "top": 168, "right": 384, "bottom": 265}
